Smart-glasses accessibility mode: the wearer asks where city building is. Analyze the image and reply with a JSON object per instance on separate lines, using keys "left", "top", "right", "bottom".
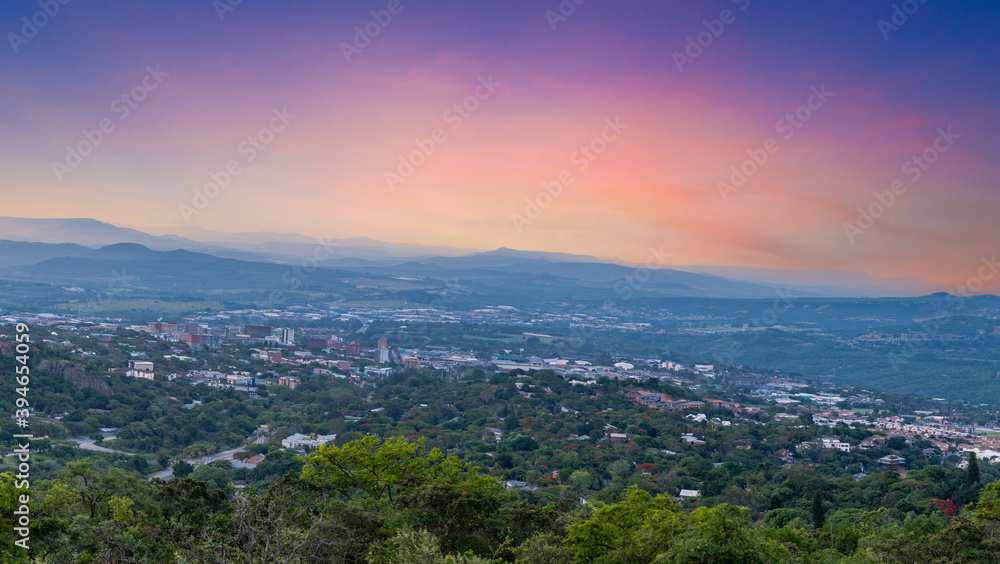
{"left": 278, "top": 375, "right": 301, "bottom": 389}
{"left": 126, "top": 360, "right": 154, "bottom": 380}
{"left": 281, "top": 433, "right": 337, "bottom": 450}
{"left": 277, "top": 327, "right": 295, "bottom": 345}
{"left": 244, "top": 325, "right": 273, "bottom": 339}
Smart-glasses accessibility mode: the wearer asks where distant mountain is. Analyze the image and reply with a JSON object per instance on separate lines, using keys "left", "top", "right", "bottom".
{"left": 672, "top": 264, "right": 942, "bottom": 298}
{"left": 0, "top": 240, "right": 92, "bottom": 268}
{"left": 0, "top": 217, "right": 947, "bottom": 298}
{"left": 3, "top": 242, "right": 795, "bottom": 301}
{"left": 0, "top": 217, "right": 178, "bottom": 249}
{"left": 134, "top": 224, "right": 478, "bottom": 259}
{"left": 0, "top": 217, "right": 276, "bottom": 263}
{"left": 477, "top": 247, "right": 613, "bottom": 263}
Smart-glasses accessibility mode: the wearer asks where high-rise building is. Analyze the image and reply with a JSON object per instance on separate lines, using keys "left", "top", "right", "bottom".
{"left": 244, "top": 325, "right": 273, "bottom": 339}
{"left": 278, "top": 328, "right": 295, "bottom": 344}
{"left": 375, "top": 348, "right": 389, "bottom": 364}
{"left": 377, "top": 337, "right": 387, "bottom": 349}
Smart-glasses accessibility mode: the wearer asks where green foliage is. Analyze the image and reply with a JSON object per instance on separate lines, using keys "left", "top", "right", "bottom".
{"left": 368, "top": 528, "right": 492, "bottom": 564}
{"left": 172, "top": 459, "right": 194, "bottom": 478}
{"left": 565, "top": 486, "right": 790, "bottom": 563}
{"left": 969, "top": 451, "right": 982, "bottom": 486}
{"left": 813, "top": 490, "right": 825, "bottom": 530}
{"left": 301, "top": 435, "right": 471, "bottom": 502}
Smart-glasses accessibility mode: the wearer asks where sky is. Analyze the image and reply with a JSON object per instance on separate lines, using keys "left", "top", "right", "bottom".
{"left": 1, "top": 0, "right": 998, "bottom": 287}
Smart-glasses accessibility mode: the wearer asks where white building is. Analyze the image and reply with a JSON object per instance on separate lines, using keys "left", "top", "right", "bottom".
{"left": 281, "top": 433, "right": 337, "bottom": 450}
{"left": 277, "top": 327, "right": 295, "bottom": 345}
{"left": 694, "top": 365, "right": 715, "bottom": 377}
{"left": 126, "top": 360, "right": 154, "bottom": 380}
{"left": 821, "top": 437, "right": 852, "bottom": 452}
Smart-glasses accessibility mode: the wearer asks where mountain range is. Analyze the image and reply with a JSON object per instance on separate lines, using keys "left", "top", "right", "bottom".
{"left": 0, "top": 217, "right": 948, "bottom": 300}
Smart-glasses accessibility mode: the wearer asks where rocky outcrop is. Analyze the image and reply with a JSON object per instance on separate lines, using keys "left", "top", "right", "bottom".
{"left": 1, "top": 342, "right": 112, "bottom": 395}
{"left": 37, "top": 359, "right": 113, "bottom": 396}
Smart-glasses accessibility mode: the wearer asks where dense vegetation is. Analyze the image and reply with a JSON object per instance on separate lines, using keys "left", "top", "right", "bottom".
{"left": 3, "top": 312, "right": 1000, "bottom": 561}
{"left": 5, "top": 437, "right": 1000, "bottom": 562}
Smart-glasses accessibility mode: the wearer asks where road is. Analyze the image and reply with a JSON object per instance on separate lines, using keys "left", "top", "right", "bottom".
{"left": 150, "top": 447, "right": 246, "bottom": 480}
{"left": 67, "top": 437, "right": 135, "bottom": 456}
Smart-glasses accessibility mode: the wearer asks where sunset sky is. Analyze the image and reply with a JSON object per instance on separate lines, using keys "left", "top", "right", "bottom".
{"left": 1, "top": 0, "right": 998, "bottom": 286}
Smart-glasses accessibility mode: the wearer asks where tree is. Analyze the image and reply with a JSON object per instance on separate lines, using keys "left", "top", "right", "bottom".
{"left": 301, "top": 435, "right": 470, "bottom": 502}
{"left": 569, "top": 470, "right": 592, "bottom": 494}
{"left": 155, "top": 477, "right": 229, "bottom": 526}
{"left": 172, "top": 460, "right": 194, "bottom": 478}
{"left": 969, "top": 452, "right": 981, "bottom": 487}
{"left": 565, "top": 487, "right": 789, "bottom": 563}
{"left": 369, "top": 528, "right": 491, "bottom": 564}
{"left": 812, "top": 489, "right": 825, "bottom": 530}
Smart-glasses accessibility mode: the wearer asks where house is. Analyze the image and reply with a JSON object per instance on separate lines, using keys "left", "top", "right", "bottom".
{"left": 775, "top": 449, "right": 794, "bottom": 461}
{"left": 735, "top": 439, "right": 752, "bottom": 451}
{"left": 859, "top": 436, "right": 888, "bottom": 450}
{"left": 502, "top": 480, "right": 537, "bottom": 491}
{"left": 878, "top": 454, "right": 907, "bottom": 465}
{"left": 609, "top": 433, "right": 636, "bottom": 443}
{"left": 679, "top": 489, "right": 701, "bottom": 499}
{"left": 281, "top": 433, "right": 337, "bottom": 450}
{"left": 626, "top": 389, "right": 673, "bottom": 410}
{"left": 484, "top": 427, "right": 503, "bottom": 442}
{"left": 681, "top": 434, "right": 706, "bottom": 445}
{"left": 821, "top": 437, "right": 851, "bottom": 452}
{"left": 707, "top": 399, "right": 739, "bottom": 409}
{"left": 126, "top": 360, "right": 154, "bottom": 380}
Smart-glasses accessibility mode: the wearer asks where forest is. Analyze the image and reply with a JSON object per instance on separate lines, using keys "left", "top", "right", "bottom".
{"left": 4, "top": 332, "right": 1000, "bottom": 562}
